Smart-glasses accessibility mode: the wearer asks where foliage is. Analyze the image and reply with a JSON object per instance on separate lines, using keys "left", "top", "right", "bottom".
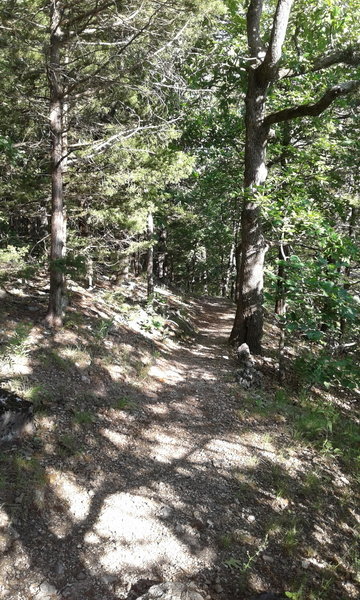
{"left": 294, "top": 351, "right": 360, "bottom": 391}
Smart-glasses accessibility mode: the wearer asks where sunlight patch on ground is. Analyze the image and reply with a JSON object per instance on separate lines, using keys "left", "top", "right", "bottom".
{"left": 104, "top": 363, "right": 124, "bottom": 380}
{"left": 89, "top": 492, "right": 214, "bottom": 576}
{"left": 204, "top": 438, "right": 253, "bottom": 464}
{"left": 48, "top": 469, "right": 91, "bottom": 523}
{"left": 142, "top": 428, "right": 194, "bottom": 463}
{"left": 148, "top": 364, "right": 184, "bottom": 383}
{"left": 101, "top": 428, "right": 130, "bottom": 449}
{"left": 0, "top": 508, "right": 9, "bottom": 528}
{"left": 0, "top": 355, "right": 32, "bottom": 376}
{"left": 238, "top": 430, "right": 277, "bottom": 454}
{"left": 147, "top": 403, "right": 169, "bottom": 415}
{"left": 37, "top": 415, "right": 56, "bottom": 431}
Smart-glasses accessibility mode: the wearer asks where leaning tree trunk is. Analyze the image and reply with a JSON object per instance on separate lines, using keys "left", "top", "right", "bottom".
{"left": 45, "top": 0, "right": 66, "bottom": 328}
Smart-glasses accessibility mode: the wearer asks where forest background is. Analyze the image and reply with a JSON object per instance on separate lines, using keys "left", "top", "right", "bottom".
{"left": 0, "top": 0, "right": 359, "bottom": 387}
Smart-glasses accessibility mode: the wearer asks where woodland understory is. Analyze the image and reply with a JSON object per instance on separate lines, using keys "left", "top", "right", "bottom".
{"left": 0, "top": 1, "right": 359, "bottom": 599}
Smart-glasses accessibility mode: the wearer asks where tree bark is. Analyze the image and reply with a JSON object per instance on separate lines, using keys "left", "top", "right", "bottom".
{"left": 146, "top": 211, "right": 154, "bottom": 298}
{"left": 229, "top": 66, "right": 269, "bottom": 353}
{"left": 45, "top": 1, "right": 66, "bottom": 327}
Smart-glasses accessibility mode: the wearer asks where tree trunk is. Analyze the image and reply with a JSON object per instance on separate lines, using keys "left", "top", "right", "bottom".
{"left": 45, "top": 0, "right": 66, "bottom": 328}
{"left": 229, "top": 0, "right": 357, "bottom": 352}
{"left": 275, "top": 243, "right": 291, "bottom": 315}
{"left": 147, "top": 211, "right": 154, "bottom": 298}
{"left": 340, "top": 206, "right": 357, "bottom": 336}
{"left": 156, "top": 226, "right": 167, "bottom": 281}
{"left": 229, "top": 69, "right": 269, "bottom": 353}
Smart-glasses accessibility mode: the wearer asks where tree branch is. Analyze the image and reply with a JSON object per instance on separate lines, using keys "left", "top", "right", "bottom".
{"left": 262, "top": 0, "right": 294, "bottom": 71}
{"left": 313, "top": 44, "right": 360, "bottom": 71}
{"left": 279, "top": 43, "right": 360, "bottom": 79}
{"left": 264, "top": 80, "right": 360, "bottom": 126}
{"left": 246, "top": 0, "right": 264, "bottom": 58}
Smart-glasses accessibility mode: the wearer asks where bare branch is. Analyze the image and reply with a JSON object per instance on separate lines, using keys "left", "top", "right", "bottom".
{"left": 154, "top": 19, "right": 190, "bottom": 56}
{"left": 71, "top": 118, "right": 182, "bottom": 163}
{"left": 264, "top": 80, "right": 360, "bottom": 126}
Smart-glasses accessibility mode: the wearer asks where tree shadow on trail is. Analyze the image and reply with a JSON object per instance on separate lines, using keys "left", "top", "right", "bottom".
{"left": 0, "top": 294, "right": 358, "bottom": 600}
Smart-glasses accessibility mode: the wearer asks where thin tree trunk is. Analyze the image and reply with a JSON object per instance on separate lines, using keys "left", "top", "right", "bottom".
{"left": 223, "top": 218, "right": 238, "bottom": 298}
{"left": 156, "top": 226, "right": 167, "bottom": 281}
{"left": 275, "top": 244, "right": 291, "bottom": 315}
{"left": 147, "top": 211, "right": 154, "bottom": 298}
{"left": 222, "top": 241, "right": 234, "bottom": 297}
{"left": 275, "top": 243, "right": 290, "bottom": 381}
{"left": 45, "top": 0, "right": 66, "bottom": 328}
{"left": 340, "top": 206, "right": 357, "bottom": 336}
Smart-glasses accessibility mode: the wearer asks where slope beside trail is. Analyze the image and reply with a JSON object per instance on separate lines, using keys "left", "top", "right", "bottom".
{"left": 1, "top": 293, "right": 358, "bottom": 600}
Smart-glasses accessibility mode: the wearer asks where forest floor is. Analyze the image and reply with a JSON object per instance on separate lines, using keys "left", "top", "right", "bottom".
{"left": 0, "top": 279, "right": 359, "bottom": 600}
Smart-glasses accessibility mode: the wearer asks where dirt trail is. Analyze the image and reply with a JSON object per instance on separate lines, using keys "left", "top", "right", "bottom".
{"left": 90, "top": 297, "right": 250, "bottom": 593}
{"left": 1, "top": 295, "right": 358, "bottom": 600}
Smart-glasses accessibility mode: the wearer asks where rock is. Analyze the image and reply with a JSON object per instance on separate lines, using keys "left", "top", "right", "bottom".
{"left": 236, "top": 365, "right": 262, "bottom": 389}
{"left": 128, "top": 578, "right": 160, "bottom": 599}
{"left": 214, "top": 583, "right": 223, "bottom": 594}
{"left": 55, "top": 561, "right": 65, "bottom": 576}
{"left": 236, "top": 343, "right": 263, "bottom": 389}
{"left": 237, "top": 343, "right": 251, "bottom": 361}
{"left": 101, "top": 574, "right": 118, "bottom": 586}
{"left": 167, "top": 311, "right": 197, "bottom": 338}
{"left": 159, "top": 505, "right": 173, "bottom": 519}
{"left": 0, "top": 532, "right": 11, "bottom": 553}
{"left": 137, "top": 582, "right": 205, "bottom": 600}
{"left": 301, "top": 559, "right": 310, "bottom": 569}
{"left": 262, "top": 554, "right": 274, "bottom": 563}
{"left": 0, "top": 388, "right": 34, "bottom": 443}
{"left": 76, "top": 571, "right": 87, "bottom": 580}
{"left": 247, "top": 514, "right": 256, "bottom": 523}
{"left": 37, "top": 580, "right": 58, "bottom": 599}
{"left": 81, "top": 375, "right": 91, "bottom": 384}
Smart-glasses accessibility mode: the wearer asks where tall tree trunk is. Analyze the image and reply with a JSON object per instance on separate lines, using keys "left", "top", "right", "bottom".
{"left": 147, "top": 211, "right": 154, "bottom": 298}
{"left": 229, "top": 69, "right": 269, "bottom": 353}
{"left": 45, "top": 0, "right": 66, "bottom": 327}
